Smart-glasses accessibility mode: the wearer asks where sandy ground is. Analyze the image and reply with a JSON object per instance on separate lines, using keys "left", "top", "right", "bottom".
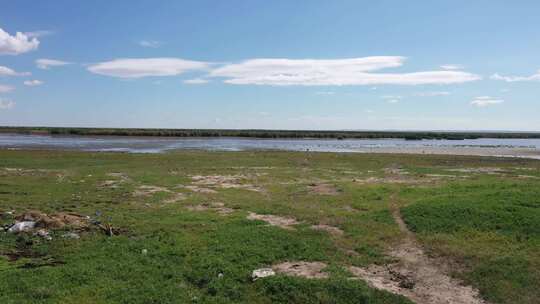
{"left": 362, "top": 146, "right": 540, "bottom": 160}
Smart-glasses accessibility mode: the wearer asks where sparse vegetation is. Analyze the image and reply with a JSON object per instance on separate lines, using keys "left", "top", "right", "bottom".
{"left": 1, "top": 150, "right": 539, "bottom": 303}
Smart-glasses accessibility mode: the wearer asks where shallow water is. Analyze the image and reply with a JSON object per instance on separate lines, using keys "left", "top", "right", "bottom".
{"left": 1, "top": 133, "right": 540, "bottom": 157}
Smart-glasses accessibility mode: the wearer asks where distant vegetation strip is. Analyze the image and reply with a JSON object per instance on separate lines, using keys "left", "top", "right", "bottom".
{"left": 1, "top": 126, "right": 540, "bottom": 140}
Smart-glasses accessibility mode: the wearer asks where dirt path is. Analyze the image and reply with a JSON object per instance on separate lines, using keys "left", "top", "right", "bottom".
{"left": 349, "top": 202, "right": 488, "bottom": 304}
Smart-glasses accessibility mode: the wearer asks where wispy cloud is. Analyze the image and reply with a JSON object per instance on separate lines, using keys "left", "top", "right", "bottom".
{"left": 0, "top": 27, "right": 40, "bottom": 55}
{"left": 0, "top": 98, "right": 15, "bottom": 109}
{"left": 491, "top": 70, "right": 540, "bottom": 82}
{"left": 24, "top": 80, "right": 44, "bottom": 86}
{"left": 414, "top": 91, "right": 450, "bottom": 97}
{"left": 23, "top": 30, "right": 54, "bottom": 38}
{"left": 381, "top": 95, "right": 402, "bottom": 103}
{"left": 138, "top": 40, "right": 162, "bottom": 48}
{"left": 0, "top": 84, "right": 14, "bottom": 93}
{"left": 88, "top": 58, "right": 210, "bottom": 78}
{"left": 440, "top": 64, "right": 464, "bottom": 70}
{"left": 36, "top": 58, "right": 71, "bottom": 70}
{"left": 470, "top": 96, "right": 504, "bottom": 107}
{"left": 183, "top": 78, "right": 209, "bottom": 84}
{"left": 0, "top": 65, "right": 30, "bottom": 76}
{"left": 210, "top": 57, "right": 480, "bottom": 86}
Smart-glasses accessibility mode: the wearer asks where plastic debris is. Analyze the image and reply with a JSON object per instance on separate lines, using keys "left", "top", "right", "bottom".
{"left": 7, "top": 221, "right": 36, "bottom": 233}
{"left": 252, "top": 268, "right": 275, "bottom": 281}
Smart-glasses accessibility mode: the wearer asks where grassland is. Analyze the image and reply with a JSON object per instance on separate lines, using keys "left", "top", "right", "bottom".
{"left": 0, "top": 150, "right": 539, "bottom": 303}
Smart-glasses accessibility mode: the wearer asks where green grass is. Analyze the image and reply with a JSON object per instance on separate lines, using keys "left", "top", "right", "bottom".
{"left": 401, "top": 179, "right": 540, "bottom": 304}
{"left": 1, "top": 150, "right": 539, "bottom": 303}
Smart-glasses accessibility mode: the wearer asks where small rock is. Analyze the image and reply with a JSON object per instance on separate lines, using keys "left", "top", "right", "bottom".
{"left": 7, "top": 221, "right": 36, "bottom": 233}
{"left": 252, "top": 268, "right": 275, "bottom": 281}
{"left": 62, "top": 232, "right": 80, "bottom": 239}
{"left": 141, "top": 249, "right": 148, "bottom": 255}
{"left": 217, "top": 273, "right": 224, "bottom": 278}
{"left": 35, "top": 228, "right": 52, "bottom": 240}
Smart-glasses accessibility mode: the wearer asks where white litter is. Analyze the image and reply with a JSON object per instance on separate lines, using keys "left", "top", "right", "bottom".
{"left": 252, "top": 268, "right": 276, "bottom": 281}
{"left": 7, "top": 221, "right": 36, "bottom": 233}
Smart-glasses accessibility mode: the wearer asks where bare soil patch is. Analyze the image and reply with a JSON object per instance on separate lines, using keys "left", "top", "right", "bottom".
{"left": 180, "top": 185, "right": 218, "bottom": 194}
{"left": 311, "top": 224, "right": 344, "bottom": 236}
{"left": 133, "top": 185, "right": 171, "bottom": 197}
{"left": 16, "top": 210, "right": 90, "bottom": 229}
{"left": 272, "top": 261, "right": 329, "bottom": 279}
{"left": 308, "top": 183, "right": 340, "bottom": 195}
{"left": 186, "top": 202, "right": 234, "bottom": 215}
{"left": 343, "top": 205, "right": 362, "bottom": 212}
{"left": 191, "top": 175, "right": 263, "bottom": 192}
{"left": 0, "top": 167, "right": 59, "bottom": 176}
{"left": 354, "top": 177, "right": 428, "bottom": 185}
{"left": 384, "top": 167, "right": 410, "bottom": 175}
{"left": 424, "top": 174, "right": 466, "bottom": 179}
{"left": 446, "top": 167, "right": 505, "bottom": 174}
{"left": 99, "top": 172, "right": 130, "bottom": 188}
{"left": 350, "top": 207, "right": 488, "bottom": 304}
{"left": 162, "top": 192, "right": 187, "bottom": 204}
{"left": 247, "top": 212, "right": 299, "bottom": 230}
{"left": 133, "top": 185, "right": 186, "bottom": 204}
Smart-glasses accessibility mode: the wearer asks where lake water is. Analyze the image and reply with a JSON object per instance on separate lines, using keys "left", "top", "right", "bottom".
{"left": 1, "top": 133, "right": 540, "bottom": 158}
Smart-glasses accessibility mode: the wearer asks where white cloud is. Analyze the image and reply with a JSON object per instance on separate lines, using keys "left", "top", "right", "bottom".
{"left": 88, "top": 58, "right": 210, "bottom": 78}
{"left": 0, "top": 84, "right": 14, "bottom": 93}
{"left": 470, "top": 96, "right": 504, "bottom": 107}
{"left": 491, "top": 70, "right": 540, "bottom": 82}
{"left": 138, "top": 40, "right": 161, "bottom": 48}
{"left": 440, "top": 64, "right": 464, "bottom": 70}
{"left": 0, "top": 27, "right": 39, "bottom": 55}
{"left": 183, "top": 78, "right": 209, "bottom": 84}
{"left": 0, "top": 65, "right": 30, "bottom": 76}
{"left": 36, "top": 58, "right": 71, "bottom": 70}
{"left": 24, "top": 80, "right": 44, "bottom": 86}
{"left": 315, "top": 91, "right": 335, "bottom": 95}
{"left": 415, "top": 91, "right": 450, "bottom": 97}
{"left": 210, "top": 57, "right": 480, "bottom": 86}
{"left": 0, "top": 98, "right": 15, "bottom": 109}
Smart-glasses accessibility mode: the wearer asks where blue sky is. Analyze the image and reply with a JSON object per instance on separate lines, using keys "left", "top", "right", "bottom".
{"left": 1, "top": 0, "right": 539, "bottom": 130}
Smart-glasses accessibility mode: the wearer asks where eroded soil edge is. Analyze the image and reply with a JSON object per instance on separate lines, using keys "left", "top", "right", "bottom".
{"left": 350, "top": 204, "right": 488, "bottom": 304}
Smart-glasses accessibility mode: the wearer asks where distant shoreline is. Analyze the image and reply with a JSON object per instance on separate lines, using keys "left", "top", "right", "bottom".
{"left": 1, "top": 126, "right": 540, "bottom": 140}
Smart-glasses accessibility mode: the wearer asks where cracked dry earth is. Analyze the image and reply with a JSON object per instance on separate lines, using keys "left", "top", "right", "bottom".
{"left": 351, "top": 207, "right": 488, "bottom": 304}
